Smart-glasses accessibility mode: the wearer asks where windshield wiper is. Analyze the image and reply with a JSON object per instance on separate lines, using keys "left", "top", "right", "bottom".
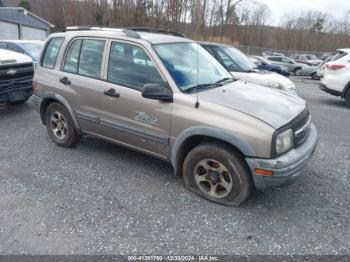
{"left": 184, "top": 83, "right": 222, "bottom": 93}
{"left": 215, "top": 77, "right": 235, "bottom": 84}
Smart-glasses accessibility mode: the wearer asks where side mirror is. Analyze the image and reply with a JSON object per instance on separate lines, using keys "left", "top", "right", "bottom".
{"left": 142, "top": 83, "right": 173, "bottom": 102}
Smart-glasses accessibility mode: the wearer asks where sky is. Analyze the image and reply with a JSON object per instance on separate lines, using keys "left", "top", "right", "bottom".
{"left": 255, "top": 0, "right": 350, "bottom": 25}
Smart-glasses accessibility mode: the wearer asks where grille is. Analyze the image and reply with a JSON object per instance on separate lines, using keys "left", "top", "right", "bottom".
{"left": 293, "top": 111, "right": 311, "bottom": 147}
{"left": 0, "top": 63, "right": 33, "bottom": 95}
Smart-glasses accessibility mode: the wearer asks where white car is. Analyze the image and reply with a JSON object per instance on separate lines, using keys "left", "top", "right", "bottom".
{"left": 320, "top": 48, "right": 350, "bottom": 107}
{"left": 0, "top": 49, "right": 34, "bottom": 104}
{"left": 200, "top": 42, "right": 297, "bottom": 95}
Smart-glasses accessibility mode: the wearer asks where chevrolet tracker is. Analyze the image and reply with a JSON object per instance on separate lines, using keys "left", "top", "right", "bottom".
{"left": 32, "top": 27, "right": 318, "bottom": 206}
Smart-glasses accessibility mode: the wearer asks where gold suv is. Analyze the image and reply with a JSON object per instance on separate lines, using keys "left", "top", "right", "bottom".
{"left": 32, "top": 27, "right": 318, "bottom": 206}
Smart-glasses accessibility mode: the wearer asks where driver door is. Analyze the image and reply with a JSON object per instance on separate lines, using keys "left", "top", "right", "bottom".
{"left": 99, "top": 41, "right": 172, "bottom": 158}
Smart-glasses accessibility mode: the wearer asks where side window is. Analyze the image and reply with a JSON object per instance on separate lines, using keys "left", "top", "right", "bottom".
{"left": 214, "top": 48, "right": 239, "bottom": 71}
{"left": 63, "top": 39, "right": 82, "bottom": 74}
{"left": 78, "top": 40, "right": 105, "bottom": 78}
{"left": 42, "top": 38, "right": 64, "bottom": 69}
{"left": 63, "top": 39, "right": 105, "bottom": 79}
{"left": 282, "top": 58, "right": 292, "bottom": 64}
{"left": 107, "top": 42, "right": 163, "bottom": 91}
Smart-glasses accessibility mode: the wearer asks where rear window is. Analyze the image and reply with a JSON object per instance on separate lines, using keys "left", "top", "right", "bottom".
{"left": 42, "top": 38, "right": 64, "bottom": 69}
{"left": 268, "top": 57, "right": 281, "bottom": 62}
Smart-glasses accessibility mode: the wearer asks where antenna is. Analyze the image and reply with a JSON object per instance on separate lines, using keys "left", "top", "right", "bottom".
{"left": 195, "top": 40, "right": 200, "bottom": 109}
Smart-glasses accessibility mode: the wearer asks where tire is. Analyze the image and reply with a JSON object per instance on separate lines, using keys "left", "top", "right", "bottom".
{"left": 345, "top": 89, "right": 350, "bottom": 108}
{"left": 294, "top": 68, "right": 301, "bottom": 75}
{"left": 311, "top": 72, "right": 319, "bottom": 80}
{"left": 44, "top": 102, "right": 81, "bottom": 147}
{"left": 183, "top": 142, "right": 253, "bottom": 207}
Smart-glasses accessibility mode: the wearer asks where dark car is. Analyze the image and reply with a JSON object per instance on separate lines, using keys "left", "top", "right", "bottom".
{"left": 0, "top": 40, "right": 44, "bottom": 62}
{"left": 250, "top": 56, "right": 290, "bottom": 77}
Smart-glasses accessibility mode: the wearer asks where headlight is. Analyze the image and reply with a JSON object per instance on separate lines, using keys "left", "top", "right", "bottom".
{"left": 276, "top": 129, "right": 294, "bottom": 155}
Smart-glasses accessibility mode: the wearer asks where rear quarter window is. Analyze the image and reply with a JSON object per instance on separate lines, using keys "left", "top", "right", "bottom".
{"left": 42, "top": 38, "right": 64, "bottom": 69}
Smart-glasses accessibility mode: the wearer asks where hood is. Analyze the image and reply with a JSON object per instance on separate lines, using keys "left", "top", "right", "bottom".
{"left": 0, "top": 49, "right": 32, "bottom": 65}
{"left": 198, "top": 81, "right": 306, "bottom": 129}
{"left": 231, "top": 71, "right": 296, "bottom": 94}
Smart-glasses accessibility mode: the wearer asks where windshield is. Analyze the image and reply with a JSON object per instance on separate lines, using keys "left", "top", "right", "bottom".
{"left": 21, "top": 43, "right": 44, "bottom": 60}
{"left": 153, "top": 42, "right": 232, "bottom": 92}
{"left": 306, "top": 54, "right": 317, "bottom": 60}
{"left": 220, "top": 47, "right": 256, "bottom": 72}
{"left": 256, "top": 56, "right": 271, "bottom": 65}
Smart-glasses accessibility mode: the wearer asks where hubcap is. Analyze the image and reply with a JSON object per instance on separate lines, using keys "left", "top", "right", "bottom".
{"left": 194, "top": 159, "right": 233, "bottom": 199}
{"left": 50, "top": 111, "right": 67, "bottom": 140}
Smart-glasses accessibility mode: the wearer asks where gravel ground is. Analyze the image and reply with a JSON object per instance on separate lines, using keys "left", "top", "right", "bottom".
{"left": 0, "top": 77, "right": 349, "bottom": 255}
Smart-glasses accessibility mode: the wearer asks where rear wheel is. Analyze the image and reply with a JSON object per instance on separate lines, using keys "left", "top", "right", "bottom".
{"left": 45, "top": 102, "right": 81, "bottom": 147}
{"left": 183, "top": 142, "right": 252, "bottom": 206}
{"left": 345, "top": 89, "right": 350, "bottom": 108}
{"left": 311, "top": 72, "right": 319, "bottom": 80}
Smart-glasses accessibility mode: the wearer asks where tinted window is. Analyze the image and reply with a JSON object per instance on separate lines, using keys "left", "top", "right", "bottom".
{"left": 268, "top": 57, "right": 281, "bottom": 62}
{"left": 107, "top": 42, "right": 163, "bottom": 91}
{"left": 42, "top": 38, "right": 64, "bottom": 69}
{"left": 79, "top": 40, "right": 105, "bottom": 78}
{"left": 63, "top": 39, "right": 82, "bottom": 74}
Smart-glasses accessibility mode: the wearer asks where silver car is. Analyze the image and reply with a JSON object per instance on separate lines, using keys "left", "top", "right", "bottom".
{"left": 266, "top": 56, "right": 304, "bottom": 74}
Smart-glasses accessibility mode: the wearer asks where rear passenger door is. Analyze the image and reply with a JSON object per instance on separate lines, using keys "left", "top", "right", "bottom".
{"left": 99, "top": 41, "right": 172, "bottom": 158}
{"left": 58, "top": 38, "right": 106, "bottom": 132}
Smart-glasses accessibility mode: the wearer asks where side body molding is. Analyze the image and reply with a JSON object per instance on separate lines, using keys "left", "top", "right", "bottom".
{"left": 40, "top": 92, "right": 82, "bottom": 134}
{"left": 171, "top": 126, "right": 257, "bottom": 175}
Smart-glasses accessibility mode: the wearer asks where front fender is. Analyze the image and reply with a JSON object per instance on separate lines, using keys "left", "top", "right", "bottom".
{"left": 171, "top": 126, "right": 257, "bottom": 175}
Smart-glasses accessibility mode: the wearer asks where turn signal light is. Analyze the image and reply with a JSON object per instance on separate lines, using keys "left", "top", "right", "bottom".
{"left": 326, "top": 64, "right": 346, "bottom": 70}
{"left": 255, "top": 168, "right": 274, "bottom": 176}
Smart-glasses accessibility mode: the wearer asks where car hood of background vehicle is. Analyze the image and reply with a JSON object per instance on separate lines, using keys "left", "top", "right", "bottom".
{"left": 197, "top": 81, "right": 306, "bottom": 129}
{"left": 0, "top": 49, "right": 32, "bottom": 65}
{"left": 231, "top": 71, "right": 296, "bottom": 93}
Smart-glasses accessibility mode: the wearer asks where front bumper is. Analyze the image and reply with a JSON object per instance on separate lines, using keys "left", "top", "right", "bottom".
{"left": 246, "top": 124, "right": 318, "bottom": 190}
{"left": 319, "top": 83, "right": 342, "bottom": 97}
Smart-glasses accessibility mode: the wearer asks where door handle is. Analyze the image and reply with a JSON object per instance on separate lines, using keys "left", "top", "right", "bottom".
{"left": 59, "top": 77, "right": 71, "bottom": 85}
{"left": 104, "top": 88, "right": 120, "bottom": 98}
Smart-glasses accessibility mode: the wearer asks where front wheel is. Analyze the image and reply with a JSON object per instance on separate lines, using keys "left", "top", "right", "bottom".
{"left": 44, "top": 102, "right": 81, "bottom": 147}
{"left": 294, "top": 67, "right": 302, "bottom": 75}
{"left": 183, "top": 142, "right": 253, "bottom": 206}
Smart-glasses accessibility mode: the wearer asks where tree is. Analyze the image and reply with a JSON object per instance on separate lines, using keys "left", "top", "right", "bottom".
{"left": 18, "top": 0, "right": 31, "bottom": 11}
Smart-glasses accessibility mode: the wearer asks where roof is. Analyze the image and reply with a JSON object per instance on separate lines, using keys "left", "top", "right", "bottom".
{"left": 52, "top": 29, "right": 193, "bottom": 44}
{"left": 199, "top": 41, "right": 232, "bottom": 48}
{"left": 337, "top": 48, "right": 350, "bottom": 53}
{"left": 0, "top": 7, "right": 54, "bottom": 29}
{"left": 0, "top": 40, "right": 44, "bottom": 44}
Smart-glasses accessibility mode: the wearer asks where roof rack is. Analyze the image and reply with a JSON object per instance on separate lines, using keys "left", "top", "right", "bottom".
{"left": 126, "top": 27, "right": 185, "bottom": 38}
{"left": 64, "top": 26, "right": 141, "bottom": 39}
{"left": 64, "top": 26, "right": 185, "bottom": 39}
